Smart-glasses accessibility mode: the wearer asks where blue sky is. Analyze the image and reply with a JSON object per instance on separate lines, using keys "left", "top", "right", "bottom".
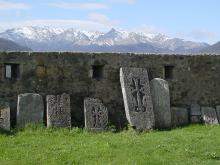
{"left": 0, "top": 0, "right": 219, "bottom": 44}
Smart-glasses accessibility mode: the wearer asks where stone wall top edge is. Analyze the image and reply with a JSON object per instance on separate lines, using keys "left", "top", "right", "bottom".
{"left": 0, "top": 51, "right": 219, "bottom": 58}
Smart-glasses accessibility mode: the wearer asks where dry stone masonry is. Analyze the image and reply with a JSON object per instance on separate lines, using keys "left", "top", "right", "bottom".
{"left": 0, "top": 101, "right": 10, "bottom": 131}
{"left": 46, "top": 93, "right": 71, "bottom": 128}
{"left": 0, "top": 52, "right": 219, "bottom": 130}
{"left": 201, "top": 107, "right": 219, "bottom": 125}
{"left": 84, "top": 98, "right": 108, "bottom": 131}
{"left": 150, "top": 78, "right": 171, "bottom": 129}
{"left": 17, "top": 93, "right": 44, "bottom": 128}
{"left": 120, "top": 67, "right": 155, "bottom": 131}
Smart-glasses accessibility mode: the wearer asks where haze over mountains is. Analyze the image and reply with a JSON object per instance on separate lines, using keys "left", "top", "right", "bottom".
{"left": 0, "top": 26, "right": 218, "bottom": 54}
{"left": 0, "top": 38, "right": 30, "bottom": 51}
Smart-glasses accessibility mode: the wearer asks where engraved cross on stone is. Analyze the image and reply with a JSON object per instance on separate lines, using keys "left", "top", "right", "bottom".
{"left": 130, "top": 78, "right": 146, "bottom": 112}
{"left": 92, "top": 106, "right": 102, "bottom": 128}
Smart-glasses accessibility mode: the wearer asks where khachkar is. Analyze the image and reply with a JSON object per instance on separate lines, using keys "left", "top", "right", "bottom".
{"left": 120, "top": 67, "right": 155, "bottom": 131}
{"left": 46, "top": 93, "right": 71, "bottom": 128}
{"left": 201, "top": 107, "right": 219, "bottom": 125}
{"left": 150, "top": 78, "right": 171, "bottom": 129}
{"left": 17, "top": 93, "right": 44, "bottom": 128}
{"left": 84, "top": 98, "right": 108, "bottom": 131}
{"left": 0, "top": 101, "right": 10, "bottom": 131}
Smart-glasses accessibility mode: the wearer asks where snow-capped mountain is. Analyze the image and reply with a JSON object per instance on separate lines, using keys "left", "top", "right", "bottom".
{"left": 0, "top": 38, "right": 31, "bottom": 51}
{"left": 0, "top": 26, "right": 209, "bottom": 53}
{"left": 200, "top": 41, "right": 220, "bottom": 54}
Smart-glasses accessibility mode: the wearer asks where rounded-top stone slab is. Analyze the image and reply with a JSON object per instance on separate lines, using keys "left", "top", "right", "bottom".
{"left": 17, "top": 93, "right": 44, "bottom": 128}
{"left": 150, "top": 78, "right": 171, "bottom": 129}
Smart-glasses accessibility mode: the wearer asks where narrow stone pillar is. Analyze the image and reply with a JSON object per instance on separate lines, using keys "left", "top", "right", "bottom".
{"left": 150, "top": 78, "right": 171, "bottom": 129}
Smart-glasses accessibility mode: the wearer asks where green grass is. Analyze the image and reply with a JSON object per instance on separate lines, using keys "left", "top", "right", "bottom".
{"left": 0, "top": 125, "right": 220, "bottom": 165}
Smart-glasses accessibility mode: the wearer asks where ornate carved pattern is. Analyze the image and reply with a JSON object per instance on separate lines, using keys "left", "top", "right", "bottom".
{"left": 91, "top": 106, "right": 108, "bottom": 128}
{"left": 47, "top": 94, "right": 71, "bottom": 127}
{"left": 130, "top": 77, "right": 146, "bottom": 112}
{"left": 84, "top": 98, "right": 108, "bottom": 131}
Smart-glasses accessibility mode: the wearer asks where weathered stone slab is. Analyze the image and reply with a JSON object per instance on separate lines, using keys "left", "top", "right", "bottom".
{"left": 84, "top": 98, "right": 108, "bottom": 131}
{"left": 171, "top": 107, "right": 189, "bottom": 127}
{"left": 150, "top": 78, "right": 171, "bottom": 129}
{"left": 0, "top": 101, "right": 10, "bottom": 131}
{"left": 190, "top": 103, "right": 202, "bottom": 124}
{"left": 17, "top": 93, "right": 44, "bottom": 128}
{"left": 201, "top": 107, "right": 218, "bottom": 125}
{"left": 46, "top": 93, "right": 71, "bottom": 128}
{"left": 120, "top": 67, "right": 155, "bottom": 131}
{"left": 216, "top": 106, "right": 220, "bottom": 123}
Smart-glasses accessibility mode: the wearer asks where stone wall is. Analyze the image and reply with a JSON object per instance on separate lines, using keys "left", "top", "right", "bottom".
{"left": 0, "top": 52, "right": 219, "bottom": 128}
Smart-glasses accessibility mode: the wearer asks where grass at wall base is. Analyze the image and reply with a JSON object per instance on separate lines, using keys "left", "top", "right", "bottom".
{"left": 0, "top": 124, "right": 219, "bottom": 164}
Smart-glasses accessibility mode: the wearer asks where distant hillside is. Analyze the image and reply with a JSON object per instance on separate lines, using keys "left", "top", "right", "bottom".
{"left": 201, "top": 41, "right": 220, "bottom": 54}
{"left": 0, "top": 38, "right": 31, "bottom": 51}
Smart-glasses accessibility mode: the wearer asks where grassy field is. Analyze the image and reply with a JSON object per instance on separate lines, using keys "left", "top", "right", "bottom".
{"left": 0, "top": 125, "right": 220, "bottom": 165}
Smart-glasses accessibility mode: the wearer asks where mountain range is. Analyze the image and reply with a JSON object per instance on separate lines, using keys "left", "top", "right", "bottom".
{"left": 0, "top": 26, "right": 218, "bottom": 54}
{"left": 201, "top": 42, "right": 220, "bottom": 54}
{"left": 0, "top": 38, "right": 30, "bottom": 51}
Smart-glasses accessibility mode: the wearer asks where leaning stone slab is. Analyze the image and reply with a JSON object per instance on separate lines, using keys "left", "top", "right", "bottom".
{"left": 216, "top": 106, "right": 220, "bottom": 123}
{"left": 0, "top": 101, "right": 10, "bottom": 131}
{"left": 150, "top": 78, "right": 171, "bottom": 129}
{"left": 46, "top": 93, "right": 71, "bottom": 128}
{"left": 201, "top": 107, "right": 218, "bottom": 125}
{"left": 84, "top": 98, "right": 108, "bottom": 131}
{"left": 171, "top": 107, "right": 189, "bottom": 127}
{"left": 120, "top": 67, "right": 155, "bottom": 131}
{"left": 190, "top": 103, "right": 202, "bottom": 124}
{"left": 17, "top": 93, "right": 44, "bottom": 128}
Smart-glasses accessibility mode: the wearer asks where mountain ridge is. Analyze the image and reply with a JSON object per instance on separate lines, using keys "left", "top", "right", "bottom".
{"left": 200, "top": 42, "right": 220, "bottom": 54}
{"left": 0, "top": 26, "right": 209, "bottom": 53}
{"left": 0, "top": 38, "right": 31, "bottom": 51}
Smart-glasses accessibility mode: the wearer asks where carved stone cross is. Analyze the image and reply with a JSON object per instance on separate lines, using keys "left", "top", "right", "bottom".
{"left": 120, "top": 67, "right": 155, "bottom": 131}
{"left": 84, "top": 98, "right": 108, "bottom": 131}
{"left": 92, "top": 106, "right": 103, "bottom": 127}
{"left": 130, "top": 78, "right": 146, "bottom": 112}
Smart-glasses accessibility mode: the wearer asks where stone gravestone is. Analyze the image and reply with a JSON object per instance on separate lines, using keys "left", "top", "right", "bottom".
{"left": 171, "top": 107, "right": 189, "bottom": 127}
{"left": 84, "top": 98, "right": 108, "bottom": 131}
{"left": 17, "top": 93, "right": 44, "bottom": 128}
{"left": 150, "top": 78, "right": 171, "bottom": 129}
{"left": 190, "top": 103, "right": 202, "bottom": 124}
{"left": 216, "top": 106, "right": 220, "bottom": 123}
{"left": 47, "top": 93, "right": 71, "bottom": 128}
{"left": 0, "top": 101, "right": 10, "bottom": 131}
{"left": 201, "top": 107, "right": 218, "bottom": 125}
{"left": 120, "top": 67, "right": 155, "bottom": 131}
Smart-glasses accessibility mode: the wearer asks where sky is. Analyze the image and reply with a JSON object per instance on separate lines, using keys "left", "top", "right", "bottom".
{"left": 0, "top": 0, "right": 219, "bottom": 44}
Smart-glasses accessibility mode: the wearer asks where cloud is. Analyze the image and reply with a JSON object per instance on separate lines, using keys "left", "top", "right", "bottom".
{"left": 48, "top": 2, "right": 108, "bottom": 10}
{"left": 0, "top": 0, "right": 30, "bottom": 10}
{"left": 109, "top": 0, "right": 137, "bottom": 5}
{"left": 0, "top": 19, "right": 112, "bottom": 31}
{"left": 174, "top": 29, "right": 218, "bottom": 43}
{"left": 189, "top": 29, "right": 217, "bottom": 40}
{"left": 88, "top": 13, "right": 119, "bottom": 27}
{"left": 131, "top": 24, "right": 165, "bottom": 34}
